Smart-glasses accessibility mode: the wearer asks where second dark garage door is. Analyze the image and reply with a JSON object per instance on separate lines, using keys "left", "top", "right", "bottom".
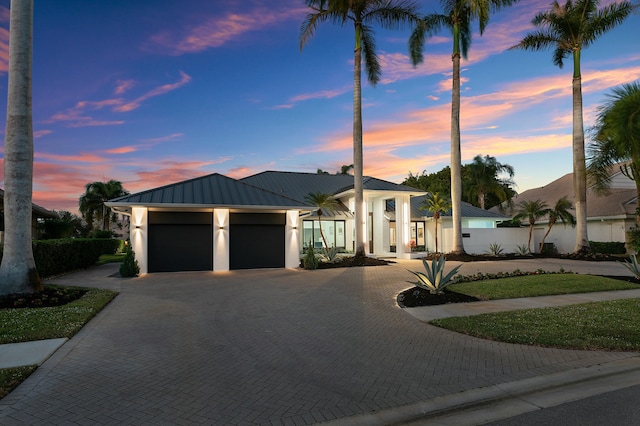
{"left": 148, "top": 212, "right": 213, "bottom": 273}
{"left": 229, "top": 213, "right": 285, "bottom": 269}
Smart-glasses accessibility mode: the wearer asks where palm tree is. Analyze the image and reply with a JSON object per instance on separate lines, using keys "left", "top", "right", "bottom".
{"left": 300, "top": 0, "right": 420, "bottom": 258}
{"left": 0, "top": 0, "right": 42, "bottom": 296}
{"left": 587, "top": 82, "right": 640, "bottom": 213}
{"left": 420, "top": 192, "right": 451, "bottom": 254}
{"left": 464, "top": 154, "right": 515, "bottom": 209}
{"left": 409, "top": 0, "right": 519, "bottom": 255}
{"left": 79, "top": 180, "right": 129, "bottom": 232}
{"left": 513, "top": 199, "right": 550, "bottom": 253}
{"left": 338, "top": 164, "right": 354, "bottom": 175}
{"left": 539, "top": 196, "right": 575, "bottom": 252}
{"left": 304, "top": 191, "right": 339, "bottom": 255}
{"left": 510, "top": 0, "right": 634, "bottom": 254}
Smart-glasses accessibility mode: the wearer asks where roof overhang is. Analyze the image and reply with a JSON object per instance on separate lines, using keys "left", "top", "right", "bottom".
{"left": 105, "top": 202, "right": 314, "bottom": 216}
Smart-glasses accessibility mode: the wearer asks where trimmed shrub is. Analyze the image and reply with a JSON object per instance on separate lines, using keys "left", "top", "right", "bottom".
{"left": 589, "top": 241, "right": 626, "bottom": 255}
{"left": 303, "top": 244, "right": 319, "bottom": 270}
{"left": 0, "top": 238, "right": 120, "bottom": 278}
{"left": 119, "top": 245, "right": 140, "bottom": 277}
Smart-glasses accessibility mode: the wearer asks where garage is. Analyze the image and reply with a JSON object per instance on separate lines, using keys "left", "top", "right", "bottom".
{"left": 148, "top": 212, "right": 213, "bottom": 273}
{"left": 229, "top": 213, "right": 285, "bottom": 269}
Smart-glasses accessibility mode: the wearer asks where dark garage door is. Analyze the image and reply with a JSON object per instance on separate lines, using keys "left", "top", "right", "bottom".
{"left": 230, "top": 213, "right": 285, "bottom": 269}
{"left": 148, "top": 212, "right": 213, "bottom": 273}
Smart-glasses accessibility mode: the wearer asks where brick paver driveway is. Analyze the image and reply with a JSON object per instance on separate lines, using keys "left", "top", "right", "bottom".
{"left": 0, "top": 261, "right": 635, "bottom": 425}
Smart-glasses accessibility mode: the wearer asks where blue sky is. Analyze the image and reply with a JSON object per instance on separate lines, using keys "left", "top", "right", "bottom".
{"left": 0, "top": 0, "right": 638, "bottom": 212}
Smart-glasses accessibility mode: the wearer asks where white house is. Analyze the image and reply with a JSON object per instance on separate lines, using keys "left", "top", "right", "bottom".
{"left": 106, "top": 171, "right": 510, "bottom": 273}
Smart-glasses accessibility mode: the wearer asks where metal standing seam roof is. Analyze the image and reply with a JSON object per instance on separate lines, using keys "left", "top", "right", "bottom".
{"left": 241, "top": 171, "right": 424, "bottom": 198}
{"left": 385, "top": 195, "right": 510, "bottom": 220}
{"left": 107, "top": 173, "right": 313, "bottom": 209}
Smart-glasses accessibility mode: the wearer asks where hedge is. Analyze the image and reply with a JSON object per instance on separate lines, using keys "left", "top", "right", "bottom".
{"left": 588, "top": 241, "right": 626, "bottom": 255}
{"left": 0, "top": 238, "right": 120, "bottom": 278}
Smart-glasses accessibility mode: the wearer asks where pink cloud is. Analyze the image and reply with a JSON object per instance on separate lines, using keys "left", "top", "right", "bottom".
{"left": 34, "top": 129, "right": 53, "bottom": 138}
{"left": 104, "top": 146, "right": 137, "bottom": 155}
{"left": 114, "top": 79, "right": 135, "bottom": 95}
{"left": 36, "top": 152, "right": 107, "bottom": 163}
{"left": 148, "top": 7, "right": 307, "bottom": 55}
{"left": 46, "top": 72, "right": 191, "bottom": 126}
{"left": 113, "top": 71, "right": 191, "bottom": 112}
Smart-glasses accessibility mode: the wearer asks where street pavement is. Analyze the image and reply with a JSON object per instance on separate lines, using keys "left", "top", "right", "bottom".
{"left": 0, "top": 258, "right": 639, "bottom": 425}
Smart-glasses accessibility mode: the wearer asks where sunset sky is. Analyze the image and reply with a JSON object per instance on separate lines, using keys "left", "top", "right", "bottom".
{"left": 0, "top": 0, "right": 638, "bottom": 213}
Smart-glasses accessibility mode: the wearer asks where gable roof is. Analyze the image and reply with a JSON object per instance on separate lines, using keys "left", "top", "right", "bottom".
{"left": 497, "top": 172, "right": 637, "bottom": 219}
{"left": 106, "top": 173, "right": 312, "bottom": 212}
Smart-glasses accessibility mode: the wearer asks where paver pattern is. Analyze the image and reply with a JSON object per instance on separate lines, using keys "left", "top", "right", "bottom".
{"left": 0, "top": 259, "right": 636, "bottom": 425}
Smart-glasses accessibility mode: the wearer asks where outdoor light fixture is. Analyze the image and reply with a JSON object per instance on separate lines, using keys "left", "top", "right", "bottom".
{"left": 219, "top": 226, "right": 225, "bottom": 230}
{"left": 135, "top": 225, "right": 141, "bottom": 229}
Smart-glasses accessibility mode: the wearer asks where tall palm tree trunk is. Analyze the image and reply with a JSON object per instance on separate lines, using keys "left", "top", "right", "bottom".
{"left": 450, "top": 47, "right": 464, "bottom": 254}
{"left": 353, "top": 24, "right": 365, "bottom": 258}
{"left": 572, "top": 53, "right": 589, "bottom": 253}
{"left": 0, "top": 0, "right": 42, "bottom": 295}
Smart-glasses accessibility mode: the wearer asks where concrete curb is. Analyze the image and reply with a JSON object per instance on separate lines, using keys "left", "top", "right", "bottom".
{"left": 322, "top": 357, "right": 640, "bottom": 425}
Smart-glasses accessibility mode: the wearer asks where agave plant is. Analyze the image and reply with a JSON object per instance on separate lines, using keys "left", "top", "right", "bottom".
{"left": 407, "top": 257, "right": 462, "bottom": 295}
{"left": 485, "top": 243, "right": 504, "bottom": 257}
{"left": 620, "top": 255, "right": 640, "bottom": 279}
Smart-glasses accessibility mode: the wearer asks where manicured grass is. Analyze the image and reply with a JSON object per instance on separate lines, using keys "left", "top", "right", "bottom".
{"left": 0, "top": 365, "right": 37, "bottom": 399}
{"left": 432, "top": 298, "right": 640, "bottom": 351}
{"left": 0, "top": 286, "right": 117, "bottom": 399}
{"left": 448, "top": 274, "right": 638, "bottom": 300}
{"left": 97, "top": 253, "right": 126, "bottom": 264}
{"left": 0, "top": 287, "right": 118, "bottom": 344}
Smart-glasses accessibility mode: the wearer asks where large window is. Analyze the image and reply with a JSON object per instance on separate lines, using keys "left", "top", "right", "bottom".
{"left": 390, "top": 221, "right": 426, "bottom": 251}
{"left": 303, "top": 220, "right": 345, "bottom": 249}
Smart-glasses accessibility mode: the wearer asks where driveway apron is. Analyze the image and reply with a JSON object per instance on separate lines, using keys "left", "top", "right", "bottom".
{"left": 0, "top": 260, "right": 636, "bottom": 425}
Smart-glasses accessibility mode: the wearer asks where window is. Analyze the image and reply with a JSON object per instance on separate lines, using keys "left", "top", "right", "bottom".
{"left": 303, "top": 220, "right": 346, "bottom": 249}
{"left": 390, "top": 220, "right": 426, "bottom": 250}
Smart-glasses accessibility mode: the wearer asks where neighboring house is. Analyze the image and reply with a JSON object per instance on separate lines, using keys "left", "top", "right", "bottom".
{"left": 106, "top": 171, "right": 511, "bottom": 274}
{"left": 0, "top": 188, "right": 57, "bottom": 242}
{"left": 497, "top": 170, "right": 637, "bottom": 253}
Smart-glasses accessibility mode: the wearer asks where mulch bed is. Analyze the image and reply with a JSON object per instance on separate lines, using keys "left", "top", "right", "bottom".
{"left": 397, "top": 288, "right": 480, "bottom": 308}
{"left": 317, "top": 256, "right": 391, "bottom": 268}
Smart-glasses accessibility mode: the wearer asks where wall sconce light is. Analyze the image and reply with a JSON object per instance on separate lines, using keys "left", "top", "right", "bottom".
{"left": 135, "top": 225, "right": 141, "bottom": 229}
{"left": 219, "top": 226, "right": 225, "bottom": 230}
{"left": 292, "top": 226, "right": 297, "bottom": 230}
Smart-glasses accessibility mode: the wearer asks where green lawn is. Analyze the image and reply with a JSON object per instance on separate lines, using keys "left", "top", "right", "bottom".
{"left": 432, "top": 298, "right": 640, "bottom": 351}
{"left": 97, "top": 253, "right": 126, "bottom": 264}
{"left": 0, "top": 286, "right": 117, "bottom": 399}
{"left": 448, "top": 274, "right": 639, "bottom": 300}
{"left": 431, "top": 274, "right": 640, "bottom": 351}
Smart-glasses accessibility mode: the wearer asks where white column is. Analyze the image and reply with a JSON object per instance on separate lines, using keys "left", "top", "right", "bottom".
{"left": 373, "top": 197, "right": 385, "bottom": 256}
{"left": 285, "top": 210, "right": 300, "bottom": 268}
{"left": 395, "top": 194, "right": 411, "bottom": 259}
{"left": 213, "top": 209, "right": 229, "bottom": 271}
{"left": 131, "top": 207, "right": 148, "bottom": 274}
